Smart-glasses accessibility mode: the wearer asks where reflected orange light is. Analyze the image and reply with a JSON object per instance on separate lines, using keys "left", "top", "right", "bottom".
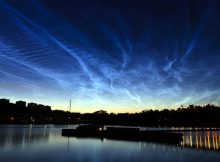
{"left": 180, "top": 131, "right": 220, "bottom": 151}
{"left": 190, "top": 135, "right": 192, "bottom": 147}
{"left": 200, "top": 136, "right": 202, "bottom": 148}
{"left": 205, "top": 136, "right": 207, "bottom": 149}
{"left": 216, "top": 136, "right": 218, "bottom": 150}
{"left": 208, "top": 135, "right": 210, "bottom": 149}
{"left": 196, "top": 135, "right": 198, "bottom": 149}
{"left": 213, "top": 134, "right": 216, "bottom": 150}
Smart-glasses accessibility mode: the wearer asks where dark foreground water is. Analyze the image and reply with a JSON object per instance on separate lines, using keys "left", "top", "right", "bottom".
{"left": 0, "top": 125, "right": 219, "bottom": 162}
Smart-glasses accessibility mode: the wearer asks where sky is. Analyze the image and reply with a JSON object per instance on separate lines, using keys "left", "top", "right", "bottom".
{"left": 0, "top": 0, "right": 220, "bottom": 113}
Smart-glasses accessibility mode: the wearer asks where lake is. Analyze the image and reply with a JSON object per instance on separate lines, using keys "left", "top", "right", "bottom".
{"left": 0, "top": 125, "right": 219, "bottom": 162}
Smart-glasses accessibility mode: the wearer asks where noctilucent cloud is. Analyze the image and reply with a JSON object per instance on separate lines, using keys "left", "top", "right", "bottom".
{"left": 0, "top": 0, "right": 220, "bottom": 113}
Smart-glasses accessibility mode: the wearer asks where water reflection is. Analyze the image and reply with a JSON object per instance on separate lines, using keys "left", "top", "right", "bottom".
{"left": 0, "top": 125, "right": 220, "bottom": 162}
{"left": 181, "top": 131, "right": 220, "bottom": 151}
{"left": 0, "top": 125, "right": 50, "bottom": 149}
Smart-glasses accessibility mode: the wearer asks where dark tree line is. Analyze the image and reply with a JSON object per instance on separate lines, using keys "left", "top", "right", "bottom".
{"left": 1, "top": 98, "right": 220, "bottom": 127}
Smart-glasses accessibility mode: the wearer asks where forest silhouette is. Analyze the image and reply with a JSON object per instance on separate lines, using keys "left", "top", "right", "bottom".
{"left": 0, "top": 98, "right": 220, "bottom": 127}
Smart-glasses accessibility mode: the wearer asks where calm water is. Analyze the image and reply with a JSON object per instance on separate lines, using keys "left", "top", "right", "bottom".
{"left": 0, "top": 125, "right": 219, "bottom": 162}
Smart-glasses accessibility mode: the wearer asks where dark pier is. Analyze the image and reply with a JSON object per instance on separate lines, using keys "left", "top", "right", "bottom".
{"left": 62, "top": 125, "right": 183, "bottom": 143}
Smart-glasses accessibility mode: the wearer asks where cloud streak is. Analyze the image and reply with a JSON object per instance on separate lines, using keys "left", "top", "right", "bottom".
{"left": 0, "top": 0, "right": 220, "bottom": 112}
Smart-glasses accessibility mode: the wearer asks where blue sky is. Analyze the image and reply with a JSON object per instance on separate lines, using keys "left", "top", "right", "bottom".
{"left": 0, "top": 0, "right": 220, "bottom": 113}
